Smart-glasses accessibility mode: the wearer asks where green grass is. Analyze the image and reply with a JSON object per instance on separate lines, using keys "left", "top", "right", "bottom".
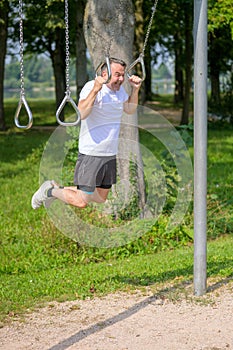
{"left": 0, "top": 98, "right": 232, "bottom": 323}
{"left": 4, "top": 98, "right": 57, "bottom": 128}
{"left": 207, "top": 128, "right": 233, "bottom": 237}
{"left": 1, "top": 236, "right": 232, "bottom": 322}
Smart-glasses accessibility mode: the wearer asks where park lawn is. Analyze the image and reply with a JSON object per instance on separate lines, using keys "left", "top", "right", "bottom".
{"left": 0, "top": 99, "right": 232, "bottom": 323}
{"left": 1, "top": 235, "right": 232, "bottom": 323}
{"left": 4, "top": 99, "right": 57, "bottom": 127}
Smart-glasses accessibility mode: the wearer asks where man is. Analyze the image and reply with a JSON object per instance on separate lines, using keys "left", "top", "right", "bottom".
{"left": 31, "top": 57, "right": 142, "bottom": 210}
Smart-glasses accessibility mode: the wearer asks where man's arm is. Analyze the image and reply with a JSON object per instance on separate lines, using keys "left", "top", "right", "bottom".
{"left": 123, "top": 75, "right": 142, "bottom": 115}
{"left": 78, "top": 77, "right": 105, "bottom": 120}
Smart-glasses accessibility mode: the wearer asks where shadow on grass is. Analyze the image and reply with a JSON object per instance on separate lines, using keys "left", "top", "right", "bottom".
{"left": 109, "top": 257, "right": 233, "bottom": 288}
{"left": 0, "top": 130, "right": 50, "bottom": 164}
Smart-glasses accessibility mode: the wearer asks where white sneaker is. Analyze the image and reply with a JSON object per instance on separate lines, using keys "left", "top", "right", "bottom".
{"left": 31, "top": 180, "right": 54, "bottom": 210}
{"left": 44, "top": 180, "right": 59, "bottom": 209}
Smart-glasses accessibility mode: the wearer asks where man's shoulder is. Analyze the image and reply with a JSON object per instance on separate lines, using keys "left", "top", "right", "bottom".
{"left": 79, "top": 80, "right": 95, "bottom": 100}
{"left": 82, "top": 80, "right": 95, "bottom": 90}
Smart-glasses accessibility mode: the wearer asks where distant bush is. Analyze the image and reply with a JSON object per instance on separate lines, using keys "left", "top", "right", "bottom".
{"left": 209, "top": 73, "right": 233, "bottom": 124}
{"left": 221, "top": 73, "right": 233, "bottom": 123}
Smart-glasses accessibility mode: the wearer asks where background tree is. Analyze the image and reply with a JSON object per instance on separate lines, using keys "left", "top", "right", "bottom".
{"left": 152, "top": 0, "right": 193, "bottom": 124}
{"left": 208, "top": 0, "right": 233, "bottom": 111}
{"left": 180, "top": 0, "right": 193, "bottom": 125}
{"left": 132, "top": 0, "right": 161, "bottom": 103}
{"left": 84, "top": 0, "right": 146, "bottom": 211}
{"left": 0, "top": 0, "right": 9, "bottom": 131}
{"left": 208, "top": 27, "right": 233, "bottom": 106}
{"left": 143, "top": 0, "right": 183, "bottom": 102}
{"left": 133, "top": 0, "right": 146, "bottom": 103}
{"left": 74, "top": 0, "right": 88, "bottom": 100}
{"left": 3, "top": 0, "right": 233, "bottom": 128}
{"left": 22, "top": 0, "right": 67, "bottom": 113}
{"left": 8, "top": 0, "right": 79, "bottom": 117}
{"left": 208, "top": 0, "right": 233, "bottom": 38}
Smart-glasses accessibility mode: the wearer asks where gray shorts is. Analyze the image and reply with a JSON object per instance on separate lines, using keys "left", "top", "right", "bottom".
{"left": 74, "top": 153, "right": 117, "bottom": 193}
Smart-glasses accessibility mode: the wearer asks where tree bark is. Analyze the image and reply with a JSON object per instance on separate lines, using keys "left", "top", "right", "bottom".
{"left": 84, "top": 0, "right": 146, "bottom": 212}
{"left": 209, "top": 34, "right": 221, "bottom": 105}
{"left": 49, "top": 28, "right": 66, "bottom": 118}
{"left": 180, "top": 5, "right": 192, "bottom": 125}
{"left": 174, "top": 32, "right": 184, "bottom": 104}
{"left": 0, "top": 0, "right": 9, "bottom": 131}
{"left": 210, "top": 73, "right": 220, "bottom": 105}
{"left": 133, "top": 0, "right": 147, "bottom": 103}
{"left": 84, "top": 0, "right": 134, "bottom": 70}
{"left": 75, "top": 0, "right": 88, "bottom": 100}
{"left": 144, "top": 46, "right": 152, "bottom": 101}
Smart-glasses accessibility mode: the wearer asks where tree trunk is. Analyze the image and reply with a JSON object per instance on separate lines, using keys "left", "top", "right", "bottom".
{"left": 75, "top": 0, "right": 88, "bottom": 100}
{"left": 50, "top": 28, "right": 66, "bottom": 120}
{"left": 180, "top": 5, "right": 192, "bottom": 125}
{"left": 209, "top": 33, "right": 221, "bottom": 106}
{"left": 133, "top": 0, "right": 147, "bottom": 103}
{"left": 144, "top": 46, "right": 152, "bottom": 101}
{"left": 84, "top": 0, "right": 146, "bottom": 212}
{"left": 174, "top": 33, "right": 184, "bottom": 104}
{"left": 84, "top": 0, "right": 134, "bottom": 70}
{"left": 0, "top": 0, "right": 9, "bottom": 131}
{"left": 210, "top": 73, "right": 220, "bottom": 105}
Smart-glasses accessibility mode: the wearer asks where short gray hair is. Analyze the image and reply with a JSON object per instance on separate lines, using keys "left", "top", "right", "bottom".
{"left": 101, "top": 57, "right": 126, "bottom": 73}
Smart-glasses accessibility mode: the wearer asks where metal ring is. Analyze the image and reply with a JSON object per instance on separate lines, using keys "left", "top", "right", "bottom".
{"left": 56, "top": 93, "right": 81, "bottom": 127}
{"left": 14, "top": 94, "right": 33, "bottom": 129}
{"left": 95, "top": 56, "right": 112, "bottom": 84}
{"left": 126, "top": 54, "right": 146, "bottom": 82}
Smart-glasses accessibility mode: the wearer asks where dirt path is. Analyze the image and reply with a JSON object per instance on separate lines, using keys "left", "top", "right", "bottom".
{"left": 1, "top": 281, "right": 232, "bottom": 350}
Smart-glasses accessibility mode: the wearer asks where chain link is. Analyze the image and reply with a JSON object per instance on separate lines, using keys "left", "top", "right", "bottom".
{"left": 64, "top": 0, "right": 70, "bottom": 94}
{"left": 15, "top": 0, "right": 33, "bottom": 129}
{"left": 56, "top": 0, "right": 81, "bottom": 126}
{"left": 141, "top": 0, "right": 159, "bottom": 57}
{"left": 19, "top": 0, "right": 25, "bottom": 96}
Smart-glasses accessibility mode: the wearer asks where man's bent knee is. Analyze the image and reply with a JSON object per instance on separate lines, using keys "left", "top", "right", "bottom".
{"left": 77, "top": 201, "right": 88, "bottom": 208}
{"left": 65, "top": 190, "right": 88, "bottom": 208}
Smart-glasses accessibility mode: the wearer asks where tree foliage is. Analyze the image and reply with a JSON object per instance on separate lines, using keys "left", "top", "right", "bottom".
{"left": 0, "top": 0, "right": 9, "bottom": 130}
{"left": 208, "top": 0, "right": 233, "bottom": 39}
{"left": 1, "top": 0, "right": 233, "bottom": 129}
{"left": 208, "top": 0, "right": 233, "bottom": 113}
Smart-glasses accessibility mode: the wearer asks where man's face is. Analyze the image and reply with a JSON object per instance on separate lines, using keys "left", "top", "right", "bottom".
{"left": 103, "top": 62, "right": 125, "bottom": 91}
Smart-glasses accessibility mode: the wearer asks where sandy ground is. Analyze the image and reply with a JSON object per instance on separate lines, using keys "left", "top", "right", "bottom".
{"left": 0, "top": 281, "right": 232, "bottom": 350}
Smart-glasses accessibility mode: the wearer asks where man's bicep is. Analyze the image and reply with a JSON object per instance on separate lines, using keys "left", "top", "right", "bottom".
{"left": 123, "top": 98, "right": 130, "bottom": 113}
{"left": 79, "top": 81, "right": 95, "bottom": 101}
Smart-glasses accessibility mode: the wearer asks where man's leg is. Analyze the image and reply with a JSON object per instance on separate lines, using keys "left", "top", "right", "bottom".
{"left": 95, "top": 187, "right": 110, "bottom": 202}
{"left": 49, "top": 186, "right": 110, "bottom": 207}
{"left": 51, "top": 187, "right": 88, "bottom": 208}
{"left": 32, "top": 182, "right": 111, "bottom": 210}
{"left": 32, "top": 181, "right": 88, "bottom": 209}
